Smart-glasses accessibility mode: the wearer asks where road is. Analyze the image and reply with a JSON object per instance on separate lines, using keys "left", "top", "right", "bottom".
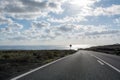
{"left": 11, "top": 50, "right": 120, "bottom": 80}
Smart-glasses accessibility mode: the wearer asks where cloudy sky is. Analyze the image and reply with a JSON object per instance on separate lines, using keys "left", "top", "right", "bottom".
{"left": 0, "top": 0, "right": 120, "bottom": 46}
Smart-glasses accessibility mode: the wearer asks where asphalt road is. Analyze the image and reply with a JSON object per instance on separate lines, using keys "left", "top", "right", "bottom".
{"left": 11, "top": 50, "right": 120, "bottom": 80}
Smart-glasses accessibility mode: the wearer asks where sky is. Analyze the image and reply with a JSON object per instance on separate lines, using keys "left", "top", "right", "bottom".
{"left": 0, "top": 0, "right": 120, "bottom": 46}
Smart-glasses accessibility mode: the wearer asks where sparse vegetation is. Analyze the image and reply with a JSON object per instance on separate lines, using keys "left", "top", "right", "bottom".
{"left": 84, "top": 44, "right": 120, "bottom": 56}
{"left": 0, "top": 50, "right": 76, "bottom": 80}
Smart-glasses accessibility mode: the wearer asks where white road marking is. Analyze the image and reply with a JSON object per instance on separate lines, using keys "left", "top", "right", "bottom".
{"left": 92, "top": 54, "right": 120, "bottom": 73}
{"left": 10, "top": 54, "right": 72, "bottom": 80}
{"left": 97, "top": 60, "right": 104, "bottom": 65}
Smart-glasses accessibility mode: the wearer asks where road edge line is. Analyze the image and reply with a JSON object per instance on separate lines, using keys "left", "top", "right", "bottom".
{"left": 92, "top": 54, "right": 120, "bottom": 73}
{"left": 97, "top": 60, "right": 104, "bottom": 65}
{"left": 10, "top": 54, "right": 72, "bottom": 80}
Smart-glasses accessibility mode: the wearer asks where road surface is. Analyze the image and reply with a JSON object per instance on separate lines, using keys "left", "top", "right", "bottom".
{"left": 11, "top": 50, "right": 120, "bottom": 80}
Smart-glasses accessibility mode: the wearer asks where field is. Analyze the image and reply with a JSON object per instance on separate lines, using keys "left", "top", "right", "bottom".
{"left": 0, "top": 50, "right": 76, "bottom": 80}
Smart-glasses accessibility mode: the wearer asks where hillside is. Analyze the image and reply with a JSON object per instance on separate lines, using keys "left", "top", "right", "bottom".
{"left": 84, "top": 44, "right": 120, "bottom": 55}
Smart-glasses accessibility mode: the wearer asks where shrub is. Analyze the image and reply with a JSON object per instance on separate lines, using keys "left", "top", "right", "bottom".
{"left": 2, "top": 55, "right": 10, "bottom": 59}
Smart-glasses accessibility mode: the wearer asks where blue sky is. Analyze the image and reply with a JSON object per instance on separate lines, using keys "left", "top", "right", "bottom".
{"left": 0, "top": 0, "right": 120, "bottom": 46}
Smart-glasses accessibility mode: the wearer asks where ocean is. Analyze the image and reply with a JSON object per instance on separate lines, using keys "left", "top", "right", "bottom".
{"left": 0, "top": 45, "right": 69, "bottom": 50}
{"left": 0, "top": 45, "right": 91, "bottom": 50}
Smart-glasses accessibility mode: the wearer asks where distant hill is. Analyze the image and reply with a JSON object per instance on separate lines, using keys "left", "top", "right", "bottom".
{"left": 83, "top": 44, "right": 120, "bottom": 56}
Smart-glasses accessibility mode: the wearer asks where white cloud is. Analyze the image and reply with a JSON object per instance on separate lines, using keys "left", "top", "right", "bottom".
{"left": 54, "top": 24, "right": 120, "bottom": 40}
{"left": 73, "top": 4, "right": 120, "bottom": 18}
{"left": 31, "top": 21, "right": 50, "bottom": 29}
{"left": 47, "top": 17, "right": 71, "bottom": 23}
{"left": 0, "top": 0, "right": 120, "bottom": 45}
{"left": 0, "top": 22, "right": 120, "bottom": 45}
{"left": 0, "top": 22, "right": 23, "bottom": 37}
{"left": 7, "top": 23, "right": 23, "bottom": 30}
{"left": 0, "top": 0, "right": 63, "bottom": 20}
{"left": 0, "top": 16, "right": 13, "bottom": 25}
{"left": 113, "top": 17, "right": 120, "bottom": 26}
{"left": 69, "top": 0, "right": 100, "bottom": 7}
{"left": 85, "top": 30, "right": 120, "bottom": 36}
{"left": 93, "top": 5, "right": 120, "bottom": 16}
{"left": 11, "top": 23, "right": 23, "bottom": 29}
{"left": 0, "top": 0, "right": 119, "bottom": 21}
{"left": 48, "top": 16, "right": 86, "bottom": 23}
{"left": 58, "top": 24, "right": 74, "bottom": 32}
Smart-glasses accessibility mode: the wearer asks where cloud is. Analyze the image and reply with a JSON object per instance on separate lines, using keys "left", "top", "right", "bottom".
{"left": 31, "top": 21, "right": 50, "bottom": 29}
{"left": 68, "top": 0, "right": 100, "bottom": 7}
{"left": 54, "top": 24, "right": 120, "bottom": 40}
{"left": 85, "top": 30, "right": 120, "bottom": 36}
{"left": 10, "top": 21, "right": 55, "bottom": 41}
{"left": 73, "top": 4, "right": 120, "bottom": 18}
{"left": 0, "top": 0, "right": 120, "bottom": 45}
{"left": 0, "top": 22, "right": 119, "bottom": 43}
{"left": 0, "top": 16, "right": 13, "bottom": 25}
{"left": 7, "top": 23, "right": 23, "bottom": 30}
{"left": 113, "top": 17, "right": 120, "bottom": 26}
{"left": 56, "top": 24, "right": 107, "bottom": 34}
{"left": 93, "top": 5, "right": 120, "bottom": 16}
{"left": 0, "top": 0, "right": 63, "bottom": 20}
{"left": 57, "top": 24, "right": 76, "bottom": 32}
{"left": 0, "top": 22, "right": 23, "bottom": 36}
{"left": 47, "top": 16, "right": 87, "bottom": 23}
{"left": 0, "top": 0, "right": 119, "bottom": 21}
{"left": 68, "top": 4, "right": 120, "bottom": 19}
{"left": 0, "top": 22, "right": 24, "bottom": 41}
